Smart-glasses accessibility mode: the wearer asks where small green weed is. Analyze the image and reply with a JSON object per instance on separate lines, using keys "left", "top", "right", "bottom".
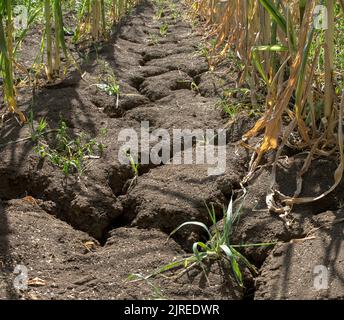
{"left": 94, "top": 61, "right": 120, "bottom": 107}
{"left": 148, "top": 33, "right": 160, "bottom": 45}
{"left": 169, "top": 3, "right": 180, "bottom": 21}
{"left": 126, "top": 150, "right": 140, "bottom": 177}
{"left": 130, "top": 199, "right": 276, "bottom": 287}
{"left": 94, "top": 77, "right": 120, "bottom": 108}
{"left": 127, "top": 274, "right": 166, "bottom": 300}
{"left": 216, "top": 88, "right": 262, "bottom": 119}
{"left": 191, "top": 81, "right": 199, "bottom": 92}
{"left": 28, "top": 111, "right": 48, "bottom": 142}
{"left": 155, "top": 7, "right": 164, "bottom": 20}
{"left": 159, "top": 22, "right": 169, "bottom": 37}
{"left": 35, "top": 120, "right": 104, "bottom": 177}
{"left": 95, "top": 80, "right": 120, "bottom": 97}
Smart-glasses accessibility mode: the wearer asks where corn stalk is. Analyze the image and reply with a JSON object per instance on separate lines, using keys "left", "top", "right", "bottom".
{"left": 74, "top": 0, "right": 108, "bottom": 42}
{"left": 0, "top": 0, "right": 26, "bottom": 122}
{"left": 43, "top": 0, "right": 74, "bottom": 80}
{"left": 74, "top": 0, "right": 140, "bottom": 42}
{"left": 44, "top": 0, "right": 53, "bottom": 80}
{"left": 189, "top": 0, "right": 343, "bottom": 206}
{"left": 324, "top": 0, "right": 335, "bottom": 121}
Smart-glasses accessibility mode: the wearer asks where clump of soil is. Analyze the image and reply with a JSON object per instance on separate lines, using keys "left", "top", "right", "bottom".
{"left": 255, "top": 213, "right": 344, "bottom": 300}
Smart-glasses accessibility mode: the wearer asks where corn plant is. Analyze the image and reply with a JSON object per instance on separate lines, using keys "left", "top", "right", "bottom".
{"left": 74, "top": 0, "right": 141, "bottom": 43}
{"left": 90, "top": 0, "right": 105, "bottom": 41}
{"left": 129, "top": 199, "right": 276, "bottom": 287}
{"left": 190, "top": 0, "right": 343, "bottom": 206}
{"left": 43, "top": 0, "right": 71, "bottom": 80}
{"left": 0, "top": 0, "right": 26, "bottom": 122}
{"left": 35, "top": 120, "right": 105, "bottom": 177}
{"left": 112, "top": 0, "right": 127, "bottom": 22}
{"left": 73, "top": 0, "right": 110, "bottom": 43}
{"left": 0, "top": 0, "right": 142, "bottom": 121}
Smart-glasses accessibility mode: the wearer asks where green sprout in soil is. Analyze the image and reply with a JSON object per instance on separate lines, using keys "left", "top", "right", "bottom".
{"left": 197, "top": 38, "right": 217, "bottom": 62}
{"left": 28, "top": 111, "right": 48, "bottom": 143}
{"left": 197, "top": 44, "right": 210, "bottom": 60}
{"left": 95, "top": 79, "right": 120, "bottom": 97}
{"left": 148, "top": 33, "right": 160, "bottom": 45}
{"left": 169, "top": 3, "right": 180, "bottom": 21}
{"left": 34, "top": 120, "right": 104, "bottom": 177}
{"left": 171, "top": 11, "right": 180, "bottom": 21}
{"left": 127, "top": 273, "right": 166, "bottom": 300}
{"left": 125, "top": 150, "right": 141, "bottom": 191}
{"left": 129, "top": 199, "right": 276, "bottom": 288}
{"left": 93, "top": 61, "right": 120, "bottom": 107}
{"left": 153, "top": 0, "right": 167, "bottom": 7}
{"left": 159, "top": 22, "right": 169, "bottom": 37}
{"left": 155, "top": 7, "right": 164, "bottom": 20}
{"left": 126, "top": 150, "right": 140, "bottom": 177}
{"left": 99, "top": 127, "right": 108, "bottom": 136}
{"left": 216, "top": 88, "right": 263, "bottom": 119}
{"left": 191, "top": 81, "right": 199, "bottom": 92}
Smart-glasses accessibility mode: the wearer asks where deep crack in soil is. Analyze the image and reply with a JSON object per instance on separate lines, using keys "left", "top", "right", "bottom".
{"left": 0, "top": 0, "right": 343, "bottom": 300}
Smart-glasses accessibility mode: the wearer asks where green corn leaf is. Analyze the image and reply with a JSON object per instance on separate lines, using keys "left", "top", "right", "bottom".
{"left": 259, "top": 0, "right": 287, "bottom": 35}
{"left": 295, "top": 27, "right": 315, "bottom": 105}
{"left": 231, "top": 241, "right": 278, "bottom": 248}
{"left": 252, "top": 45, "right": 288, "bottom": 85}
{"left": 192, "top": 242, "right": 210, "bottom": 262}
{"left": 53, "top": 0, "right": 68, "bottom": 58}
{"left": 220, "top": 244, "right": 233, "bottom": 258}
{"left": 222, "top": 198, "right": 234, "bottom": 244}
{"left": 220, "top": 244, "right": 243, "bottom": 287}
{"left": 230, "top": 246, "right": 258, "bottom": 275}
{"left": 169, "top": 221, "right": 212, "bottom": 240}
{"left": 0, "top": 17, "right": 9, "bottom": 60}
{"left": 231, "top": 256, "right": 243, "bottom": 287}
{"left": 152, "top": 257, "right": 197, "bottom": 276}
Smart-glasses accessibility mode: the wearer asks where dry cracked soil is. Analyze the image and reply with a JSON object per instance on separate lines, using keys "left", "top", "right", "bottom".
{"left": 0, "top": 0, "right": 343, "bottom": 300}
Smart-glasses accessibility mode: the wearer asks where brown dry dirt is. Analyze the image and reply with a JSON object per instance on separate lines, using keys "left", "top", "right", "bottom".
{"left": 0, "top": 0, "right": 343, "bottom": 300}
